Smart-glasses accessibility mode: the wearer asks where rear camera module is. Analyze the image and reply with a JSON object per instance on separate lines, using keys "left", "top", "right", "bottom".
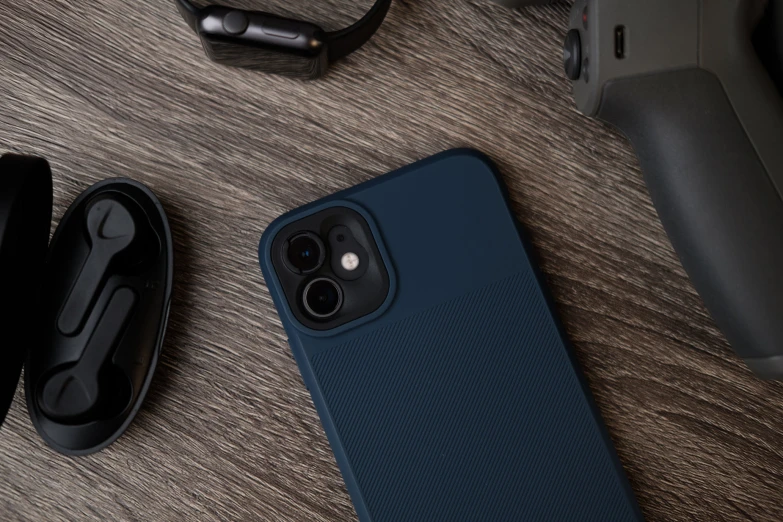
{"left": 302, "top": 278, "right": 343, "bottom": 319}
{"left": 270, "top": 207, "right": 391, "bottom": 331}
{"left": 284, "top": 232, "right": 325, "bottom": 274}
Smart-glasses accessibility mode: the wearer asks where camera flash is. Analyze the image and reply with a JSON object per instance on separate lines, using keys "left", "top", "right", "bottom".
{"left": 341, "top": 252, "right": 360, "bottom": 271}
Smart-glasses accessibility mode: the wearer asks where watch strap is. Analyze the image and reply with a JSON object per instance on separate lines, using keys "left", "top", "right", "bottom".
{"left": 175, "top": 0, "right": 200, "bottom": 32}
{"left": 325, "top": 0, "right": 392, "bottom": 61}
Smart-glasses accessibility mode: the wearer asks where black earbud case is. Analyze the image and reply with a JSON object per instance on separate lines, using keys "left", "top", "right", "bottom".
{"left": 0, "top": 154, "right": 173, "bottom": 455}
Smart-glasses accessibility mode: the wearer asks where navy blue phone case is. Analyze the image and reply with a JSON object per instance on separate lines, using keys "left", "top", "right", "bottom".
{"left": 259, "top": 149, "right": 644, "bottom": 522}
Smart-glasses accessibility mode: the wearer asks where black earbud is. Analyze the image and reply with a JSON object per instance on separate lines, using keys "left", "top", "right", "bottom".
{"left": 40, "top": 287, "right": 136, "bottom": 422}
{"left": 57, "top": 195, "right": 147, "bottom": 336}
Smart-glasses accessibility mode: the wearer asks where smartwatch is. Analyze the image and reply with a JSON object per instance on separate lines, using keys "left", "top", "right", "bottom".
{"left": 175, "top": 0, "right": 392, "bottom": 79}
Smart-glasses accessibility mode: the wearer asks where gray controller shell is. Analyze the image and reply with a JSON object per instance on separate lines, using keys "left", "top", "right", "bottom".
{"left": 569, "top": 0, "right": 783, "bottom": 378}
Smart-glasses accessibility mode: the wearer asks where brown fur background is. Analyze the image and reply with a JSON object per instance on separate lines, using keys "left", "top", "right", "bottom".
{"left": 2, "top": 0, "right": 783, "bottom": 520}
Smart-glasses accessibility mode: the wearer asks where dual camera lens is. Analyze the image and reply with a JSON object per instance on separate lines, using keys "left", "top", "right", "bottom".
{"left": 284, "top": 232, "right": 341, "bottom": 319}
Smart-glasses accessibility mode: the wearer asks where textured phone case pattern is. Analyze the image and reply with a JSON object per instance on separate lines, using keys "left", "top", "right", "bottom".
{"left": 312, "top": 271, "right": 638, "bottom": 522}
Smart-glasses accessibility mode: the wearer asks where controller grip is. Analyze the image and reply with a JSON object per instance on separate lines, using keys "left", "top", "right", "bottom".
{"left": 598, "top": 68, "right": 783, "bottom": 378}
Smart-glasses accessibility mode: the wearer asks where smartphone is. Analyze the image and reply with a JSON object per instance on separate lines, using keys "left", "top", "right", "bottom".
{"left": 258, "top": 149, "right": 644, "bottom": 522}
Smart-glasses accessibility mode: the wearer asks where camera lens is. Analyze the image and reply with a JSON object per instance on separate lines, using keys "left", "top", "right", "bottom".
{"left": 303, "top": 278, "right": 343, "bottom": 319}
{"left": 285, "top": 232, "right": 325, "bottom": 274}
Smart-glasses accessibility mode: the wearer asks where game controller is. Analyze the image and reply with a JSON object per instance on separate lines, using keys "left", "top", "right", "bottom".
{"left": 501, "top": 0, "right": 783, "bottom": 378}
{"left": 563, "top": 0, "right": 783, "bottom": 379}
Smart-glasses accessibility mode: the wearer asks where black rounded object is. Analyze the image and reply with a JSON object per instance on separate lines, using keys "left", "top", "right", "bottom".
{"left": 563, "top": 29, "right": 582, "bottom": 81}
{"left": 0, "top": 155, "right": 52, "bottom": 427}
{"left": 284, "top": 232, "right": 325, "bottom": 274}
{"left": 40, "top": 287, "right": 138, "bottom": 423}
{"left": 56, "top": 195, "right": 141, "bottom": 337}
{"left": 25, "top": 178, "right": 173, "bottom": 455}
{"left": 303, "top": 277, "right": 343, "bottom": 319}
{"left": 223, "top": 10, "right": 249, "bottom": 35}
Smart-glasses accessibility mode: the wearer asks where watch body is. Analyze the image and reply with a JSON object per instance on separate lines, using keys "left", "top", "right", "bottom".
{"left": 175, "top": 0, "right": 392, "bottom": 79}
{"left": 198, "top": 7, "right": 328, "bottom": 78}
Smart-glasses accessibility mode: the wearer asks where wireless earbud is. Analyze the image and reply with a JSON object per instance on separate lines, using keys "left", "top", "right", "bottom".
{"left": 40, "top": 287, "right": 137, "bottom": 422}
{"left": 57, "top": 195, "right": 145, "bottom": 336}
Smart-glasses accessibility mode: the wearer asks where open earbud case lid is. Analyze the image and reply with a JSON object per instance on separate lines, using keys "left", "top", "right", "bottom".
{"left": 0, "top": 154, "right": 53, "bottom": 427}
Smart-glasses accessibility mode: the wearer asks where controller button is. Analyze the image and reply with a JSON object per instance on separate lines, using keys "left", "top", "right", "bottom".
{"left": 563, "top": 29, "right": 582, "bottom": 81}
